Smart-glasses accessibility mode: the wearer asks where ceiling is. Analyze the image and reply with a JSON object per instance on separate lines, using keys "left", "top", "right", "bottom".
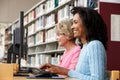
{"left": 0, "top": 0, "right": 41, "bottom": 23}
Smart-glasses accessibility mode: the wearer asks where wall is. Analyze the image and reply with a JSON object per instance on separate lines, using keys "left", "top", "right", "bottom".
{"left": 100, "top": 2, "right": 120, "bottom": 70}
{"left": 100, "top": 0, "right": 120, "bottom": 3}
{"left": 0, "top": 0, "right": 41, "bottom": 23}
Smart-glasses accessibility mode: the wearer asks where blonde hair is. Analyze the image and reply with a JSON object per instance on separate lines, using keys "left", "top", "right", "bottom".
{"left": 55, "top": 19, "right": 74, "bottom": 40}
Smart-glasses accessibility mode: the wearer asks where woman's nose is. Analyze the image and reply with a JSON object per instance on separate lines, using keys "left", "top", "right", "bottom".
{"left": 71, "top": 25, "right": 74, "bottom": 29}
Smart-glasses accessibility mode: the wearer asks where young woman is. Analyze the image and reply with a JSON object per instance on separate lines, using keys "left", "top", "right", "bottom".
{"left": 40, "top": 7, "right": 108, "bottom": 80}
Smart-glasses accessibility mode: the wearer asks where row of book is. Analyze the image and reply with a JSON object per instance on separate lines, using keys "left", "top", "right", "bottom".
{"left": 28, "top": 54, "right": 62, "bottom": 66}
{"left": 45, "top": 13, "right": 55, "bottom": 28}
{"left": 27, "top": 16, "right": 45, "bottom": 36}
{"left": 45, "top": 29, "right": 56, "bottom": 42}
{"left": 28, "top": 23, "right": 35, "bottom": 36}
{"left": 28, "top": 29, "right": 57, "bottom": 47}
{"left": 28, "top": 43, "right": 58, "bottom": 54}
{"left": 45, "top": 0, "right": 55, "bottom": 13}
{"left": 28, "top": 31, "right": 44, "bottom": 47}
{"left": 74, "top": 0, "right": 98, "bottom": 8}
{"left": 57, "top": 5, "right": 73, "bottom": 22}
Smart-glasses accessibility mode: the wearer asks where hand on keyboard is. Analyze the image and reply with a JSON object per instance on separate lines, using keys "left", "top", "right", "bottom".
{"left": 31, "top": 68, "right": 58, "bottom": 77}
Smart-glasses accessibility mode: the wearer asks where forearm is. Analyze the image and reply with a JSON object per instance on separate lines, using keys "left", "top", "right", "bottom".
{"left": 52, "top": 66, "right": 69, "bottom": 75}
{"left": 40, "top": 63, "right": 69, "bottom": 76}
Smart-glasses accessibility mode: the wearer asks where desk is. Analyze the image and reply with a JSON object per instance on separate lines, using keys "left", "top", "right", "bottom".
{"left": 14, "top": 76, "right": 64, "bottom": 80}
{"left": 14, "top": 77, "right": 79, "bottom": 80}
{"left": 14, "top": 77, "right": 26, "bottom": 80}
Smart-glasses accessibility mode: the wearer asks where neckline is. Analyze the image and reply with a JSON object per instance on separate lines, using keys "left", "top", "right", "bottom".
{"left": 83, "top": 43, "right": 87, "bottom": 47}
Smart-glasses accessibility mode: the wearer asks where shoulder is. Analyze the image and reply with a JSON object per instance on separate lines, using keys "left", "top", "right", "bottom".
{"left": 88, "top": 40, "right": 102, "bottom": 45}
{"left": 71, "top": 45, "right": 81, "bottom": 51}
{"left": 86, "top": 40, "right": 105, "bottom": 53}
{"left": 70, "top": 45, "right": 81, "bottom": 56}
{"left": 86, "top": 40, "right": 106, "bottom": 55}
{"left": 73, "top": 45, "right": 81, "bottom": 53}
{"left": 75, "top": 45, "right": 81, "bottom": 50}
{"left": 87, "top": 40, "right": 104, "bottom": 48}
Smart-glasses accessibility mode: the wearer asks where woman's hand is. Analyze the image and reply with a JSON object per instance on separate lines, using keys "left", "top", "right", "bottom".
{"left": 40, "top": 63, "right": 69, "bottom": 75}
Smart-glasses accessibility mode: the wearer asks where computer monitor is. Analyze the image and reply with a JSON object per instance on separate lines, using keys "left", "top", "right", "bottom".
{"left": 7, "top": 11, "right": 28, "bottom": 70}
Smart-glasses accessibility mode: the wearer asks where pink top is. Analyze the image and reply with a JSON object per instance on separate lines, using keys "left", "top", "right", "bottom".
{"left": 58, "top": 45, "right": 81, "bottom": 70}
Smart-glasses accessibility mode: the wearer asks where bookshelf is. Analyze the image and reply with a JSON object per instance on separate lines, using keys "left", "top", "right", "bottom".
{"left": 4, "top": 0, "right": 99, "bottom": 66}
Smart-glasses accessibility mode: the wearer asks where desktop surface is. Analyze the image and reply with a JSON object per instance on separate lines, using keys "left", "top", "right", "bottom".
{"left": 14, "top": 76, "right": 79, "bottom": 80}
{"left": 14, "top": 76, "right": 65, "bottom": 80}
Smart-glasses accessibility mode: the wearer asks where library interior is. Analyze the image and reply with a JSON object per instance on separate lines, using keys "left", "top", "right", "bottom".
{"left": 0, "top": 0, "right": 120, "bottom": 80}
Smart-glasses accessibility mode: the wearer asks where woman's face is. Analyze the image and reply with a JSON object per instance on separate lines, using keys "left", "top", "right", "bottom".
{"left": 71, "top": 13, "right": 86, "bottom": 39}
{"left": 56, "top": 33, "right": 68, "bottom": 46}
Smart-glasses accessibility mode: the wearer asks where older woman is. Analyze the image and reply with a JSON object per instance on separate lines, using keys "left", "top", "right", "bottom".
{"left": 55, "top": 19, "right": 81, "bottom": 70}
{"left": 55, "top": 19, "right": 80, "bottom": 70}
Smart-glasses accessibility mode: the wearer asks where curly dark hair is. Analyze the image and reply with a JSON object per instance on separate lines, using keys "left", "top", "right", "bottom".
{"left": 71, "top": 7, "right": 108, "bottom": 50}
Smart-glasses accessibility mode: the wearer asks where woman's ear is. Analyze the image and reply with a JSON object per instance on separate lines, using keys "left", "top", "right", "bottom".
{"left": 66, "top": 36, "right": 71, "bottom": 40}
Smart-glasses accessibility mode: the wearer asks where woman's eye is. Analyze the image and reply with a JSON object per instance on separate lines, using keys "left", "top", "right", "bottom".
{"left": 73, "top": 20, "right": 77, "bottom": 24}
{"left": 74, "top": 21, "right": 77, "bottom": 24}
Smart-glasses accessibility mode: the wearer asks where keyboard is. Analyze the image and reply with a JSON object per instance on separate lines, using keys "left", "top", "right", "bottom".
{"left": 31, "top": 68, "right": 58, "bottom": 77}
